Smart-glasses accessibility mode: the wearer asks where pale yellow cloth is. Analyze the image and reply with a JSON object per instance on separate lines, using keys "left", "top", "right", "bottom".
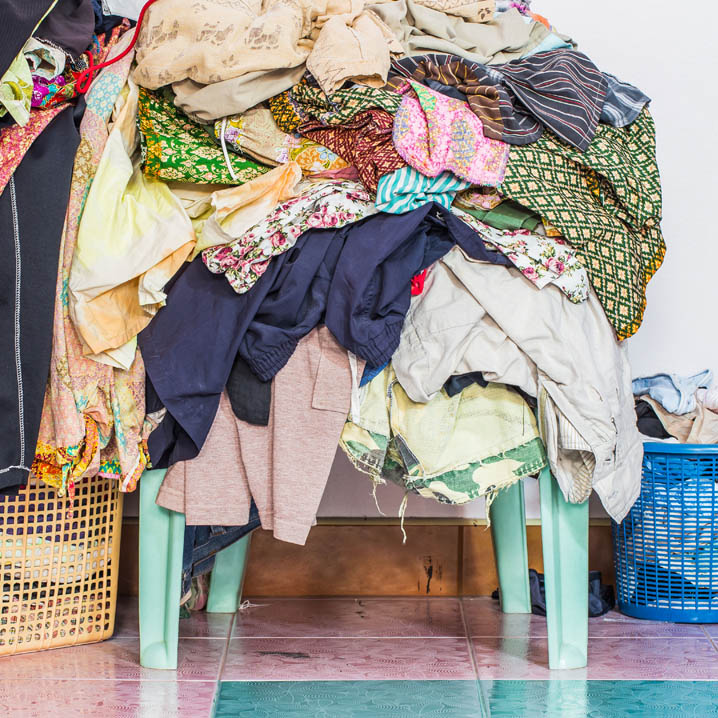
{"left": 195, "top": 162, "right": 303, "bottom": 256}
{"left": 69, "top": 79, "right": 196, "bottom": 365}
{"left": 340, "top": 365, "right": 543, "bottom": 506}
{"left": 0, "top": 52, "right": 32, "bottom": 126}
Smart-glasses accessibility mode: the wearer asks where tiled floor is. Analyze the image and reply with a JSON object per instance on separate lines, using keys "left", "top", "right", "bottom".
{"left": 0, "top": 596, "right": 716, "bottom": 716}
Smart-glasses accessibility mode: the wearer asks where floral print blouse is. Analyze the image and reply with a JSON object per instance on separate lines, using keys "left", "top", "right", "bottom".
{"left": 452, "top": 207, "right": 589, "bottom": 303}
{"left": 203, "top": 180, "right": 377, "bottom": 294}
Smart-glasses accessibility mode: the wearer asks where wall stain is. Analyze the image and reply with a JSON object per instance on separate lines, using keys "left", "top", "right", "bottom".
{"left": 423, "top": 556, "right": 434, "bottom": 594}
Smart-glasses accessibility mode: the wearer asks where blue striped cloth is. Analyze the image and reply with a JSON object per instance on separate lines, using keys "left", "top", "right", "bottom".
{"left": 600, "top": 73, "right": 651, "bottom": 128}
{"left": 376, "top": 167, "right": 471, "bottom": 214}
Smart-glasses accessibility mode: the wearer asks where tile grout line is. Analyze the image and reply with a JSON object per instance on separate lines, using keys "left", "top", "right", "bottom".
{"left": 699, "top": 625, "right": 718, "bottom": 652}
{"left": 458, "top": 598, "right": 480, "bottom": 678}
{"left": 232, "top": 634, "right": 472, "bottom": 641}
{"left": 459, "top": 598, "right": 492, "bottom": 717}
{"left": 211, "top": 611, "right": 237, "bottom": 716}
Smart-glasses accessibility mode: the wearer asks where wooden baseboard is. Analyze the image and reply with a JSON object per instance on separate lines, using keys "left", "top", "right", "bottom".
{"left": 119, "top": 519, "right": 615, "bottom": 597}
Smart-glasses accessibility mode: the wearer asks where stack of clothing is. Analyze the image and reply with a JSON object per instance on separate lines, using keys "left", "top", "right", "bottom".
{"left": 634, "top": 370, "right": 718, "bottom": 444}
{"left": 1, "top": 0, "right": 664, "bottom": 545}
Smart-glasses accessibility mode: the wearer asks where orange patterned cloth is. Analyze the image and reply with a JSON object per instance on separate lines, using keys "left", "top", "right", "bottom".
{"left": 33, "top": 29, "right": 150, "bottom": 496}
{"left": 0, "top": 104, "right": 68, "bottom": 194}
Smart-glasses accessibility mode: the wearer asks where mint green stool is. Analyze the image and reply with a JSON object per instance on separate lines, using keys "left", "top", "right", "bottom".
{"left": 139, "top": 465, "right": 588, "bottom": 670}
{"left": 489, "top": 465, "right": 589, "bottom": 669}
{"left": 139, "top": 469, "right": 252, "bottom": 669}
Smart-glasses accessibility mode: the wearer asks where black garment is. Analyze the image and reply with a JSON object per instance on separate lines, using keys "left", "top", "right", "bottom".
{"left": 36, "top": 0, "right": 95, "bottom": 57}
{"left": 140, "top": 203, "right": 510, "bottom": 468}
{"left": 181, "top": 503, "right": 260, "bottom": 600}
{"left": 0, "top": 107, "right": 80, "bottom": 489}
{"left": 227, "top": 355, "right": 271, "bottom": 426}
{"left": 635, "top": 399, "right": 671, "bottom": 439}
{"left": 493, "top": 569, "right": 615, "bottom": 618}
{"left": 91, "top": 0, "right": 129, "bottom": 35}
{"left": 0, "top": 0, "right": 55, "bottom": 77}
{"left": 444, "top": 372, "right": 488, "bottom": 397}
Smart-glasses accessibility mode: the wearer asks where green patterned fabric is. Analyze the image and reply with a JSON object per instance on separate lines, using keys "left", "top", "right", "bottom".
{"left": 291, "top": 83, "right": 403, "bottom": 125}
{"left": 137, "top": 87, "right": 270, "bottom": 185}
{"left": 499, "top": 108, "right": 664, "bottom": 340}
{"left": 269, "top": 81, "right": 402, "bottom": 132}
{"left": 340, "top": 367, "right": 547, "bottom": 506}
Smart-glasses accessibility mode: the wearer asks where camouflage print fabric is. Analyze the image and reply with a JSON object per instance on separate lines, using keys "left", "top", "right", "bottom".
{"left": 340, "top": 366, "right": 547, "bottom": 506}
{"left": 499, "top": 108, "right": 664, "bottom": 340}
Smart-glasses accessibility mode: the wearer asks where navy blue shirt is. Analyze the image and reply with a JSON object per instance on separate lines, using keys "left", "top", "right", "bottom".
{"left": 140, "top": 203, "right": 509, "bottom": 467}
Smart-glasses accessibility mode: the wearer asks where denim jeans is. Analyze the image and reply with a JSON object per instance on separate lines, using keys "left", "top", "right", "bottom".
{"left": 181, "top": 500, "right": 260, "bottom": 598}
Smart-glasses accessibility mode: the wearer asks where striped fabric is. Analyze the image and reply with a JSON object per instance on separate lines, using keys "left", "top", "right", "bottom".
{"left": 387, "top": 59, "right": 505, "bottom": 141}
{"left": 496, "top": 49, "right": 606, "bottom": 151}
{"left": 390, "top": 49, "right": 608, "bottom": 151}
{"left": 600, "top": 73, "right": 651, "bottom": 128}
{"left": 376, "top": 166, "right": 471, "bottom": 214}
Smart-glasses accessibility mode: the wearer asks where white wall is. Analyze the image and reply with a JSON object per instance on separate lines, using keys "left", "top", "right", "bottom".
{"left": 318, "top": 1, "right": 718, "bottom": 519}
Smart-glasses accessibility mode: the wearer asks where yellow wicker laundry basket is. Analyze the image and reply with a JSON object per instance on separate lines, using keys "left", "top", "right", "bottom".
{"left": 0, "top": 472, "right": 123, "bottom": 656}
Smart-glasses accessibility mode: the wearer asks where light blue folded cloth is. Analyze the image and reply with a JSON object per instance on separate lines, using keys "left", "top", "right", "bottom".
{"left": 632, "top": 370, "right": 713, "bottom": 415}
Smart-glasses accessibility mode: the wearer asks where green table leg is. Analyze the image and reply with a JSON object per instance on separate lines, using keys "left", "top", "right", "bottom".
{"left": 139, "top": 468, "right": 185, "bottom": 670}
{"left": 489, "top": 481, "right": 531, "bottom": 613}
{"left": 539, "top": 465, "right": 589, "bottom": 669}
{"left": 207, "top": 534, "right": 252, "bottom": 613}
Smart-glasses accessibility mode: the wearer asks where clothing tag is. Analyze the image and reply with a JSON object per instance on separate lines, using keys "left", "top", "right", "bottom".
{"left": 348, "top": 351, "right": 361, "bottom": 424}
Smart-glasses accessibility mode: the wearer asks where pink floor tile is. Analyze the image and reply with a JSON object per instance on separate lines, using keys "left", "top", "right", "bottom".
{"left": 222, "top": 637, "right": 476, "bottom": 681}
{"left": 235, "top": 598, "right": 465, "bottom": 638}
{"left": 471, "top": 636, "right": 718, "bottom": 680}
{"left": 462, "top": 598, "right": 707, "bottom": 638}
{"left": 0, "top": 679, "right": 217, "bottom": 718}
{"left": 0, "top": 637, "right": 226, "bottom": 682}
{"left": 114, "top": 596, "right": 235, "bottom": 639}
{"left": 462, "top": 598, "right": 548, "bottom": 637}
{"left": 588, "top": 610, "right": 707, "bottom": 638}
{"left": 702, "top": 624, "right": 718, "bottom": 639}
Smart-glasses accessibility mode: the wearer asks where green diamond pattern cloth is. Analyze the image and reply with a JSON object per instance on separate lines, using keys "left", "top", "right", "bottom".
{"left": 499, "top": 108, "right": 664, "bottom": 339}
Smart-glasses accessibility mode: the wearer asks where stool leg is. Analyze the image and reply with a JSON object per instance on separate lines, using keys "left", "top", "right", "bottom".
{"left": 207, "top": 534, "right": 253, "bottom": 613}
{"left": 539, "top": 465, "right": 589, "bottom": 669}
{"left": 489, "top": 481, "right": 531, "bottom": 613}
{"left": 139, "top": 469, "right": 185, "bottom": 670}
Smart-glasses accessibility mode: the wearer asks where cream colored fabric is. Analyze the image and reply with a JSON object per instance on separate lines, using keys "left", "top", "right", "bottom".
{"left": 196, "top": 162, "right": 303, "bottom": 256}
{"left": 405, "top": 3, "right": 549, "bottom": 63}
{"left": 69, "top": 79, "right": 195, "bottom": 364}
{"left": 393, "top": 246, "right": 642, "bottom": 522}
{"left": 172, "top": 66, "right": 306, "bottom": 124}
{"left": 412, "top": 0, "right": 494, "bottom": 22}
{"left": 307, "top": 10, "right": 403, "bottom": 95}
{"left": 134, "top": 0, "right": 402, "bottom": 98}
{"left": 134, "top": 0, "right": 312, "bottom": 89}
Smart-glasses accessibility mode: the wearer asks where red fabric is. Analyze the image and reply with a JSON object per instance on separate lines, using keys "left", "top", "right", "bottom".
{"left": 411, "top": 269, "right": 428, "bottom": 296}
{"left": 76, "top": 0, "right": 160, "bottom": 92}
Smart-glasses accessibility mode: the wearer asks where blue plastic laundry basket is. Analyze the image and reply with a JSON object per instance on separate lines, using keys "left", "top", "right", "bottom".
{"left": 612, "top": 443, "right": 718, "bottom": 623}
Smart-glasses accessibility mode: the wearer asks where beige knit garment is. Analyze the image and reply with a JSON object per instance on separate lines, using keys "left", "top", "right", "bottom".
{"left": 157, "top": 327, "right": 362, "bottom": 545}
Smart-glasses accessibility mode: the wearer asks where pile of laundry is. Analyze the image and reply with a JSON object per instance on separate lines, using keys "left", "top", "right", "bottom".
{"left": 1, "top": 0, "right": 665, "bottom": 544}
{"left": 634, "top": 371, "right": 718, "bottom": 445}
